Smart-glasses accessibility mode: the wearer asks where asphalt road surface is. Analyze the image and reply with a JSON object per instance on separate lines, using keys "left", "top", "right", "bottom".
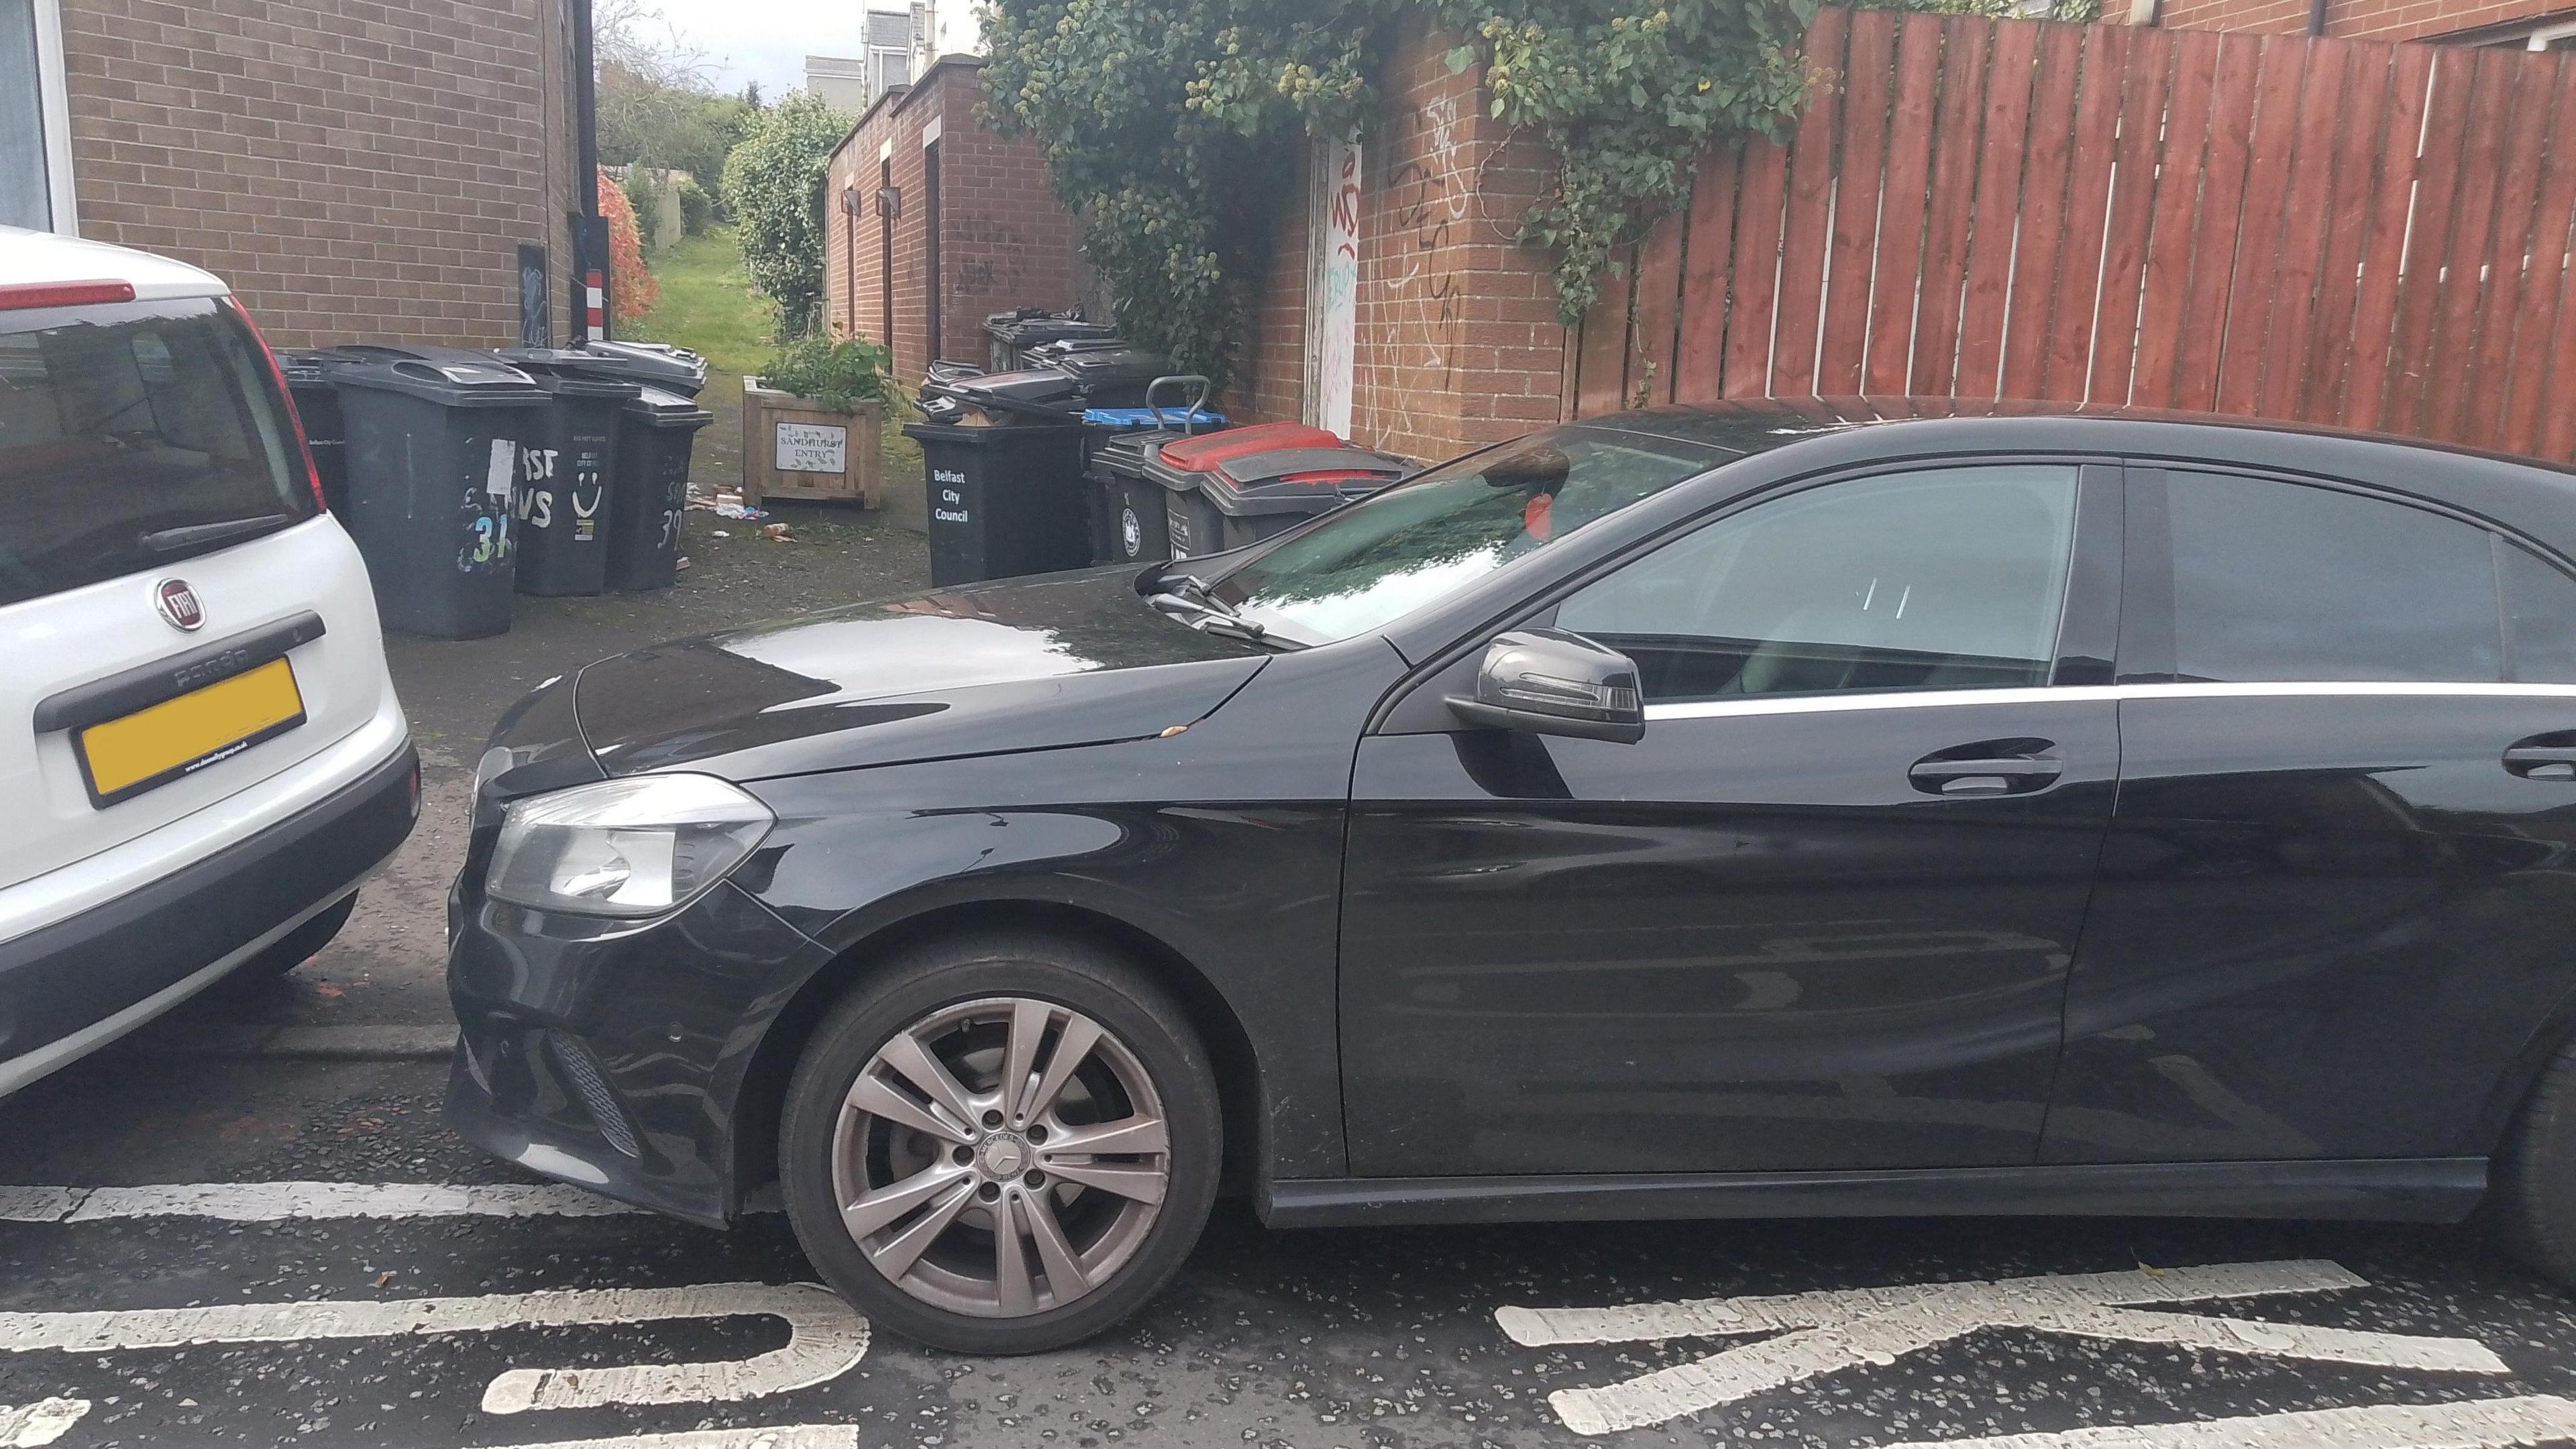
{"left": 9, "top": 511, "right": 2576, "bottom": 1449}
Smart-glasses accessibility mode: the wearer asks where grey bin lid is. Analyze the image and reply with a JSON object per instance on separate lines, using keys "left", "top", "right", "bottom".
{"left": 622, "top": 384, "right": 714, "bottom": 427}
{"left": 493, "top": 347, "right": 645, "bottom": 400}
{"left": 1203, "top": 445, "right": 1413, "bottom": 516}
{"left": 323, "top": 354, "right": 548, "bottom": 408}
{"left": 565, "top": 339, "right": 709, "bottom": 397}
{"left": 280, "top": 347, "right": 367, "bottom": 388}
{"left": 1050, "top": 347, "right": 1176, "bottom": 388}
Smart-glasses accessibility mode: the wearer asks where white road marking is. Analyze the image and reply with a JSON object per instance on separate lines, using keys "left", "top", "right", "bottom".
{"left": 0, "top": 1191, "right": 77, "bottom": 1225}
{"left": 0, "top": 1399, "right": 85, "bottom": 1448}
{"left": 0, "top": 1282, "right": 868, "bottom": 1414}
{"left": 1880, "top": 1394, "right": 2576, "bottom": 1448}
{"left": 441, "top": 1432, "right": 859, "bottom": 1449}
{"left": 1497, "top": 1260, "right": 2509, "bottom": 1437}
{"left": 0, "top": 1180, "right": 784, "bottom": 1224}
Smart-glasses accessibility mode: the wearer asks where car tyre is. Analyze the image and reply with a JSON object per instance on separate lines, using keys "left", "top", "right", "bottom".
{"left": 2493, "top": 1032, "right": 2576, "bottom": 1291}
{"left": 780, "top": 932, "right": 1221, "bottom": 1354}
{"left": 237, "top": 891, "right": 359, "bottom": 979}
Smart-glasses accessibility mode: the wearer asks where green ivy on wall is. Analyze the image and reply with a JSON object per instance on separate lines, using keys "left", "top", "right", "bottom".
{"left": 981, "top": 0, "right": 1832, "bottom": 394}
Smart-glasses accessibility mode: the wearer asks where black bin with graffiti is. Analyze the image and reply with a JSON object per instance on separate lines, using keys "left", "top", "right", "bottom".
{"left": 494, "top": 348, "right": 642, "bottom": 597}
{"left": 327, "top": 351, "right": 547, "bottom": 639}
{"left": 602, "top": 384, "right": 713, "bottom": 591}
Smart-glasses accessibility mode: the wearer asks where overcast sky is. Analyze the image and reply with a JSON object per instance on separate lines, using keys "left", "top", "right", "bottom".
{"left": 647, "top": 0, "right": 880, "bottom": 101}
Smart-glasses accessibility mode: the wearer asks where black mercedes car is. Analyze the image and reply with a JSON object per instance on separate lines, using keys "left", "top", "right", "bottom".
{"left": 447, "top": 399, "right": 2576, "bottom": 1354}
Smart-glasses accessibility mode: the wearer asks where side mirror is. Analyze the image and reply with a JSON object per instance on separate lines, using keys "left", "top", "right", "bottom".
{"left": 1446, "top": 629, "right": 1645, "bottom": 744}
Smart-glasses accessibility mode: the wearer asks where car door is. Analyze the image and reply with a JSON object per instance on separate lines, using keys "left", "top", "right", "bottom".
{"left": 1340, "top": 461, "right": 2123, "bottom": 1178}
{"left": 2041, "top": 466, "right": 2576, "bottom": 1166}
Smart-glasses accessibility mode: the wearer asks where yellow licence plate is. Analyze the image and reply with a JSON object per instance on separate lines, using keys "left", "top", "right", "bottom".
{"left": 78, "top": 657, "right": 306, "bottom": 805}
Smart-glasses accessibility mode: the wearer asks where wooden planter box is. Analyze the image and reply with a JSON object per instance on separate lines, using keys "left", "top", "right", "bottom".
{"left": 743, "top": 379, "right": 881, "bottom": 506}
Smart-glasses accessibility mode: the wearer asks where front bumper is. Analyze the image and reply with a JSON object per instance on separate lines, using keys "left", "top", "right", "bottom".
{"left": 0, "top": 740, "right": 419, "bottom": 1089}
{"left": 443, "top": 877, "right": 835, "bottom": 1228}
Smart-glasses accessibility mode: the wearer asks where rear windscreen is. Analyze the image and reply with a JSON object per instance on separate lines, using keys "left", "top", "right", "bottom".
{"left": 0, "top": 297, "right": 313, "bottom": 610}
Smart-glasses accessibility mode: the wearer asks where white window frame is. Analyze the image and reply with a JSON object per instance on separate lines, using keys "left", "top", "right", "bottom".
{"left": 16, "top": 0, "right": 73, "bottom": 230}
{"left": 32, "top": 0, "right": 75, "bottom": 233}
{"left": 2524, "top": 16, "right": 2576, "bottom": 48}
{"left": 867, "top": 44, "right": 908, "bottom": 98}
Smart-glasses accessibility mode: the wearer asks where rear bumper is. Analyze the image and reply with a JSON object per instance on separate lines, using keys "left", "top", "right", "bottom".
{"left": 0, "top": 740, "right": 419, "bottom": 1089}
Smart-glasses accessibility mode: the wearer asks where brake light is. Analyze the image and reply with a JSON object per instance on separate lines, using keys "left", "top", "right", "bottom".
{"left": 219, "top": 294, "right": 328, "bottom": 513}
{"left": 0, "top": 280, "right": 137, "bottom": 310}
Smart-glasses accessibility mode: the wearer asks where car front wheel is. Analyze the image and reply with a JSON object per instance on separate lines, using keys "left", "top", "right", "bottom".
{"left": 779, "top": 932, "right": 1221, "bottom": 1354}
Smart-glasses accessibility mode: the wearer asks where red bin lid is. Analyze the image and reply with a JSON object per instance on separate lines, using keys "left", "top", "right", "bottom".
{"left": 1156, "top": 421, "right": 1338, "bottom": 473}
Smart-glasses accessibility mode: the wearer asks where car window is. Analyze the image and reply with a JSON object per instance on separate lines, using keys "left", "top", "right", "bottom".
{"left": 2153, "top": 472, "right": 2500, "bottom": 684}
{"left": 1555, "top": 466, "right": 2082, "bottom": 704}
{"left": 2504, "top": 544, "right": 2576, "bottom": 685}
{"left": 0, "top": 297, "right": 311, "bottom": 608}
{"left": 1208, "top": 427, "right": 1723, "bottom": 647}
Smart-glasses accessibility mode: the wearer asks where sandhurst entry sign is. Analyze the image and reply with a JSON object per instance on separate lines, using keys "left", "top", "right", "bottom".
{"left": 743, "top": 378, "right": 882, "bottom": 507}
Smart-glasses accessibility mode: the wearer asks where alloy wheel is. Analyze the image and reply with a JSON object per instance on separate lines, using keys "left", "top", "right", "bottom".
{"left": 830, "top": 996, "right": 1171, "bottom": 1318}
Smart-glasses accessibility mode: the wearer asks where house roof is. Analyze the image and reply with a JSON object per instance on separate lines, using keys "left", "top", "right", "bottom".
{"left": 826, "top": 53, "right": 986, "bottom": 162}
{"left": 864, "top": 9, "right": 913, "bottom": 48}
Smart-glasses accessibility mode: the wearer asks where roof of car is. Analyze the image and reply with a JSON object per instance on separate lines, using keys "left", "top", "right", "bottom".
{"left": 1578, "top": 394, "right": 2576, "bottom": 478}
{"left": 0, "top": 225, "right": 225, "bottom": 301}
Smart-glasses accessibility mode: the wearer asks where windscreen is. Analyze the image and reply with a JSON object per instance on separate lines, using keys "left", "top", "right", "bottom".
{"left": 0, "top": 296, "right": 313, "bottom": 609}
{"left": 1207, "top": 427, "right": 1723, "bottom": 646}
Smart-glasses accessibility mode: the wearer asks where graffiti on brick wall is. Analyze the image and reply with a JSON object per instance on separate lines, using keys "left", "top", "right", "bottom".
{"left": 1381, "top": 93, "right": 1469, "bottom": 447}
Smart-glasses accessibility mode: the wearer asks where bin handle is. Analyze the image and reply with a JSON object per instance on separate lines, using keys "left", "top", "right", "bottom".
{"left": 1145, "top": 374, "right": 1213, "bottom": 433}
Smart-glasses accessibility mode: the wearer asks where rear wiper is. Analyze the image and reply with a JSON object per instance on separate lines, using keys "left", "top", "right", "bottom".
{"left": 140, "top": 513, "right": 293, "bottom": 552}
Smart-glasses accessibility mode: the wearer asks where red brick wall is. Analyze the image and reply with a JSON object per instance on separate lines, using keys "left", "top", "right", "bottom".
{"left": 1238, "top": 17, "right": 1570, "bottom": 464}
{"left": 2159, "top": 0, "right": 2573, "bottom": 42}
{"left": 57, "top": 0, "right": 576, "bottom": 349}
{"left": 1241, "top": 145, "right": 1311, "bottom": 432}
{"left": 822, "top": 59, "right": 1083, "bottom": 383}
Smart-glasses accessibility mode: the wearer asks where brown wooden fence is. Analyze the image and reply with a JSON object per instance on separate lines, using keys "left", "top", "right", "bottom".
{"left": 1571, "top": 10, "right": 2576, "bottom": 463}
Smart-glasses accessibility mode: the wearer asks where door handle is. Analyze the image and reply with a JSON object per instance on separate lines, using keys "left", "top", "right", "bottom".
{"left": 2506, "top": 739, "right": 2576, "bottom": 781}
{"left": 1909, "top": 740, "right": 2064, "bottom": 798}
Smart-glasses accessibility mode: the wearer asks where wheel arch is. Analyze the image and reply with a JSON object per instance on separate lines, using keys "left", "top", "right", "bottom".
{"left": 2473, "top": 976, "right": 2576, "bottom": 1157}
{"left": 731, "top": 897, "right": 1269, "bottom": 1211}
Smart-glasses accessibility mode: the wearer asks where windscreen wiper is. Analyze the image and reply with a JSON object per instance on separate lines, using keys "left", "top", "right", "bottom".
{"left": 141, "top": 513, "right": 293, "bottom": 552}
{"left": 1146, "top": 587, "right": 1268, "bottom": 642}
{"left": 1157, "top": 570, "right": 1219, "bottom": 603}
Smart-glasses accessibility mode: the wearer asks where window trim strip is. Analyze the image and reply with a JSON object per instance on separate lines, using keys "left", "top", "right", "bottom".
{"left": 1642, "top": 680, "right": 2576, "bottom": 722}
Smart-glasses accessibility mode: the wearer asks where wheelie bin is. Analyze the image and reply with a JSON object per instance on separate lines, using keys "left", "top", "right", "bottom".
{"left": 1079, "top": 375, "right": 1222, "bottom": 565}
{"left": 568, "top": 339, "right": 710, "bottom": 399}
{"left": 327, "top": 350, "right": 547, "bottom": 638}
{"left": 1139, "top": 423, "right": 1345, "bottom": 561}
{"left": 280, "top": 348, "right": 362, "bottom": 515}
{"left": 904, "top": 418, "right": 1094, "bottom": 588}
{"left": 494, "top": 347, "right": 641, "bottom": 597}
{"left": 603, "top": 384, "right": 714, "bottom": 591}
{"left": 983, "top": 307, "right": 1119, "bottom": 371}
{"left": 1155, "top": 437, "right": 1410, "bottom": 561}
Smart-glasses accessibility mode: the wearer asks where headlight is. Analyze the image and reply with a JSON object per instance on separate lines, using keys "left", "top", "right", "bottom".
{"left": 486, "top": 773, "right": 774, "bottom": 918}
{"left": 470, "top": 745, "right": 515, "bottom": 828}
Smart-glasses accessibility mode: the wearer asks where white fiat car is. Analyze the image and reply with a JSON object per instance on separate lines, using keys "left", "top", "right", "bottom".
{"left": 0, "top": 227, "right": 417, "bottom": 1093}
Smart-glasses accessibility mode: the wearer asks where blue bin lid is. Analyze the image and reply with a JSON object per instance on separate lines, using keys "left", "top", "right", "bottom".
{"left": 1080, "top": 407, "right": 1224, "bottom": 431}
